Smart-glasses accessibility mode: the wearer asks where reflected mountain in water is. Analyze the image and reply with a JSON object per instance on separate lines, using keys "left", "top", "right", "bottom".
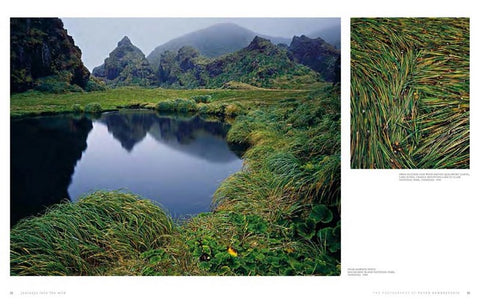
{"left": 10, "top": 116, "right": 92, "bottom": 226}
{"left": 99, "top": 111, "right": 154, "bottom": 151}
{"left": 11, "top": 110, "right": 244, "bottom": 225}
{"left": 99, "top": 110, "right": 239, "bottom": 162}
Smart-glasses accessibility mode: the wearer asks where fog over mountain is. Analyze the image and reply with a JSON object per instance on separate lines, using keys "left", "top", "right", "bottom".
{"left": 62, "top": 18, "right": 340, "bottom": 71}
{"left": 147, "top": 23, "right": 291, "bottom": 69}
{"left": 308, "top": 24, "right": 341, "bottom": 49}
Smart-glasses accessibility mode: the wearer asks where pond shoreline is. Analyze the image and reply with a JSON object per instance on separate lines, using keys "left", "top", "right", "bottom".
{"left": 10, "top": 85, "right": 341, "bottom": 276}
{"left": 11, "top": 110, "right": 243, "bottom": 226}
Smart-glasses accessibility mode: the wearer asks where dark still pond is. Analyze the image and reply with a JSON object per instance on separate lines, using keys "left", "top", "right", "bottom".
{"left": 11, "top": 110, "right": 243, "bottom": 227}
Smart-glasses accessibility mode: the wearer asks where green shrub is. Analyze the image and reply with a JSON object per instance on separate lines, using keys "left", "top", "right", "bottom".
{"left": 201, "top": 103, "right": 226, "bottom": 116}
{"left": 84, "top": 103, "right": 102, "bottom": 113}
{"left": 72, "top": 104, "right": 83, "bottom": 113}
{"left": 156, "top": 99, "right": 197, "bottom": 113}
{"left": 35, "top": 75, "right": 83, "bottom": 94}
{"left": 156, "top": 100, "right": 176, "bottom": 112}
{"left": 192, "top": 95, "right": 212, "bottom": 103}
{"left": 197, "top": 104, "right": 209, "bottom": 114}
{"left": 85, "top": 78, "right": 106, "bottom": 92}
{"left": 224, "top": 103, "right": 244, "bottom": 117}
{"left": 174, "top": 98, "right": 197, "bottom": 112}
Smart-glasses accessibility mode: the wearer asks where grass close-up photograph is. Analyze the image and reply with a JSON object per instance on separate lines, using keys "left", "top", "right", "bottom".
{"left": 9, "top": 17, "right": 341, "bottom": 276}
{"left": 351, "top": 17, "right": 469, "bottom": 169}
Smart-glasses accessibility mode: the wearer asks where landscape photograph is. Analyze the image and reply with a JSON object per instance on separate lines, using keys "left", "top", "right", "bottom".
{"left": 351, "top": 18, "right": 470, "bottom": 169}
{"left": 10, "top": 17, "right": 341, "bottom": 275}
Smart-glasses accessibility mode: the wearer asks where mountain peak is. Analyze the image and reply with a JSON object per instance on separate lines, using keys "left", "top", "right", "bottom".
{"left": 246, "top": 36, "right": 273, "bottom": 51}
{"left": 93, "top": 35, "right": 156, "bottom": 86}
{"left": 206, "top": 22, "right": 245, "bottom": 30}
{"left": 147, "top": 25, "right": 290, "bottom": 69}
{"left": 288, "top": 35, "right": 340, "bottom": 82}
{"left": 292, "top": 35, "right": 327, "bottom": 44}
{"left": 118, "top": 36, "right": 132, "bottom": 47}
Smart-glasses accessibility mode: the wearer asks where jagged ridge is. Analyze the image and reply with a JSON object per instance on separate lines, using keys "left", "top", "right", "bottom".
{"left": 93, "top": 36, "right": 157, "bottom": 87}
{"left": 147, "top": 23, "right": 290, "bottom": 70}
{"left": 288, "top": 35, "right": 340, "bottom": 82}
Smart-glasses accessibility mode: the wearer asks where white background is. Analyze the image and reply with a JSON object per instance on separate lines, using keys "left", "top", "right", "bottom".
{"left": 1, "top": 1, "right": 479, "bottom": 303}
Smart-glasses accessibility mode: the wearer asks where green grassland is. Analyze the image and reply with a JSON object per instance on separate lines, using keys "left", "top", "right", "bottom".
{"left": 10, "top": 85, "right": 318, "bottom": 118}
{"left": 351, "top": 18, "right": 469, "bottom": 169}
{"left": 10, "top": 84, "right": 341, "bottom": 275}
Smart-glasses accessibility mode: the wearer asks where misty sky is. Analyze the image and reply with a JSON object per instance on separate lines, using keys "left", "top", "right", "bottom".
{"left": 62, "top": 18, "right": 339, "bottom": 71}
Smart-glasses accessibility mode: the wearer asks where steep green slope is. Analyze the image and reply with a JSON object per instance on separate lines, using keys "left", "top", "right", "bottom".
{"left": 206, "top": 36, "right": 317, "bottom": 88}
{"left": 288, "top": 35, "right": 340, "bottom": 82}
{"left": 156, "top": 36, "right": 320, "bottom": 89}
{"left": 92, "top": 36, "right": 157, "bottom": 87}
{"left": 156, "top": 46, "right": 211, "bottom": 88}
{"left": 10, "top": 18, "right": 90, "bottom": 93}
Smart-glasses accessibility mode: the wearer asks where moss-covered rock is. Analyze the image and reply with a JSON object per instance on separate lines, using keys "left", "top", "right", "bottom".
{"left": 10, "top": 18, "right": 90, "bottom": 93}
{"left": 92, "top": 36, "right": 157, "bottom": 87}
{"left": 288, "top": 35, "right": 340, "bottom": 82}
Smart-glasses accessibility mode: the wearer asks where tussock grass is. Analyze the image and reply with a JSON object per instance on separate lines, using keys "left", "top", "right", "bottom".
{"left": 156, "top": 98, "right": 197, "bottom": 113}
{"left": 351, "top": 18, "right": 469, "bottom": 169}
{"left": 192, "top": 95, "right": 212, "bottom": 103}
{"left": 84, "top": 102, "right": 102, "bottom": 113}
{"left": 10, "top": 191, "right": 174, "bottom": 275}
{"left": 11, "top": 85, "right": 340, "bottom": 275}
{"left": 201, "top": 86, "right": 341, "bottom": 274}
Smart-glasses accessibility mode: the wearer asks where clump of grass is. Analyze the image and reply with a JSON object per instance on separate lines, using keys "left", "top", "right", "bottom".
{"left": 196, "top": 103, "right": 209, "bottom": 114}
{"left": 156, "top": 100, "right": 176, "bottom": 112}
{"left": 351, "top": 18, "right": 469, "bottom": 169}
{"left": 192, "top": 95, "right": 212, "bottom": 103}
{"left": 174, "top": 98, "right": 197, "bottom": 112}
{"left": 226, "top": 115, "right": 258, "bottom": 145}
{"left": 156, "top": 99, "right": 197, "bottom": 113}
{"left": 84, "top": 102, "right": 102, "bottom": 113}
{"left": 85, "top": 78, "right": 106, "bottom": 92}
{"left": 196, "top": 103, "right": 227, "bottom": 116}
{"left": 71, "top": 103, "right": 83, "bottom": 113}
{"left": 10, "top": 191, "right": 174, "bottom": 276}
{"left": 224, "top": 103, "right": 244, "bottom": 117}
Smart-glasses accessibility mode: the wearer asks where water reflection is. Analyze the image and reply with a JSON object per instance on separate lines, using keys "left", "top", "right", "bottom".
{"left": 10, "top": 116, "right": 92, "bottom": 226}
{"left": 11, "top": 110, "right": 243, "bottom": 226}
{"left": 99, "top": 111, "right": 238, "bottom": 162}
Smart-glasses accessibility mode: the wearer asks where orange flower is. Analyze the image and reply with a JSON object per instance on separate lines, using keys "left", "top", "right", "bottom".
{"left": 227, "top": 246, "right": 238, "bottom": 257}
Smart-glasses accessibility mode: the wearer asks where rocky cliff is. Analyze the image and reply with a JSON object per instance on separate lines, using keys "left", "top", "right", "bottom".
{"left": 92, "top": 36, "right": 157, "bottom": 87}
{"left": 288, "top": 35, "right": 340, "bottom": 82}
{"left": 10, "top": 18, "right": 90, "bottom": 93}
